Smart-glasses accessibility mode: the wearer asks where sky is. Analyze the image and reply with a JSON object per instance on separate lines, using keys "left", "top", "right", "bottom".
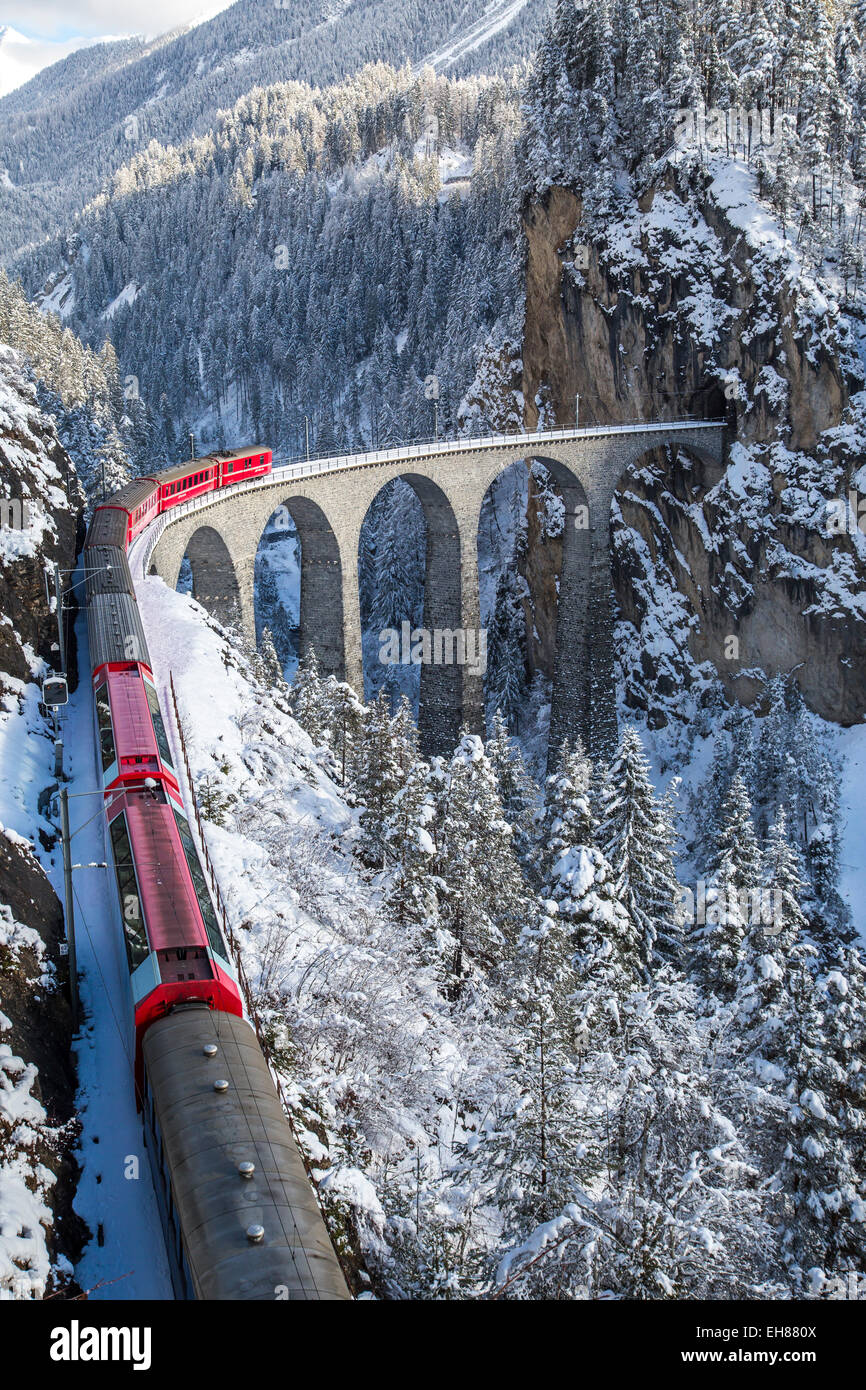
{"left": 0, "top": 1, "right": 234, "bottom": 95}
{"left": 2, "top": 2, "right": 233, "bottom": 41}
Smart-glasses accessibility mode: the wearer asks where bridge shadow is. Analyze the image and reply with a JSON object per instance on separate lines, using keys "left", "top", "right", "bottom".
{"left": 178, "top": 525, "right": 243, "bottom": 631}
{"left": 253, "top": 498, "right": 345, "bottom": 681}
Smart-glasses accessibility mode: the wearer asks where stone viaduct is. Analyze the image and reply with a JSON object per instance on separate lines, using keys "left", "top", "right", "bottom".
{"left": 143, "top": 422, "right": 727, "bottom": 760}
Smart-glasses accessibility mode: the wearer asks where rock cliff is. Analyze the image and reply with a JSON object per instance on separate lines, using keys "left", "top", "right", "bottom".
{"left": 518, "top": 163, "right": 866, "bottom": 728}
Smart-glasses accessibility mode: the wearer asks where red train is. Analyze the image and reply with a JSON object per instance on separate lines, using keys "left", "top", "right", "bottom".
{"left": 84, "top": 446, "right": 274, "bottom": 1078}
{"left": 93, "top": 448, "right": 273, "bottom": 548}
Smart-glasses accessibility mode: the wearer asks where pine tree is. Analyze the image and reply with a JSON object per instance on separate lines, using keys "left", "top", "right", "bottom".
{"left": 430, "top": 734, "right": 528, "bottom": 997}
{"left": 537, "top": 736, "right": 596, "bottom": 885}
{"left": 322, "top": 678, "right": 365, "bottom": 786}
{"left": 384, "top": 756, "right": 439, "bottom": 930}
{"left": 485, "top": 902, "right": 593, "bottom": 1291}
{"left": 289, "top": 646, "right": 329, "bottom": 746}
{"left": 693, "top": 773, "right": 763, "bottom": 999}
{"left": 353, "top": 690, "right": 405, "bottom": 869}
{"left": 597, "top": 726, "right": 682, "bottom": 968}
{"left": 259, "top": 625, "right": 283, "bottom": 686}
{"left": 485, "top": 710, "right": 540, "bottom": 874}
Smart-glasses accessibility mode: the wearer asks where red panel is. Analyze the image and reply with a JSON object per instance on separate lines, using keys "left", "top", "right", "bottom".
{"left": 96, "top": 665, "right": 179, "bottom": 792}
{"left": 157, "top": 470, "right": 219, "bottom": 512}
{"left": 220, "top": 450, "right": 272, "bottom": 486}
{"left": 109, "top": 789, "right": 209, "bottom": 954}
{"left": 105, "top": 666, "right": 158, "bottom": 762}
{"left": 128, "top": 491, "right": 159, "bottom": 542}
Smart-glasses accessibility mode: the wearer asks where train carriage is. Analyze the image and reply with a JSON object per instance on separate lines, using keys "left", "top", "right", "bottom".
{"left": 86, "top": 480, "right": 159, "bottom": 549}
{"left": 94, "top": 662, "right": 179, "bottom": 793}
{"left": 144, "top": 459, "right": 219, "bottom": 512}
{"left": 87, "top": 590, "right": 151, "bottom": 676}
{"left": 142, "top": 1008, "right": 350, "bottom": 1301}
{"left": 213, "top": 448, "right": 272, "bottom": 486}
{"left": 84, "top": 544, "right": 136, "bottom": 602}
{"left": 104, "top": 780, "right": 243, "bottom": 1083}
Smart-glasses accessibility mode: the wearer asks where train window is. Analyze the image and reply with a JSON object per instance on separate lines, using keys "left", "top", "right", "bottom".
{"left": 95, "top": 685, "right": 116, "bottom": 773}
{"left": 144, "top": 682, "right": 174, "bottom": 770}
{"left": 260, "top": 455, "right": 265, "bottom": 465}
{"left": 171, "top": 809, "right": 226, "bottom": 957}
{"left": 109, "top": 814, "right": 150, "bottom": 971}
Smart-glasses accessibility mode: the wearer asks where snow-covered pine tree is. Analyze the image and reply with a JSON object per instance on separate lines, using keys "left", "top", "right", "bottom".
{"left": 485, "top": 709, "right": 540, "bottom": 874}
{"left": 322, "top": 678, "right": 365, "bottom": 786}
{"left": 806, "top": 754, "right": 851, "bottom": 942}
{"left": 259, "top": 625, "right": 283, "bottom": 687}
{"left": 390, "top": 693, "right": 420, "bottom": 776}
{"left": 353, "top": 690, "right": 406, "bottom": 869}
{"left": 583, "top": 968, "right": 772, "bottom": 1300}
{"left": 729, "top": 812, "right": 864, "bottom": 1286}
{"left": 537, "top": 735, "right": 595, "bottom": 885}
{"left": 734, "top": 808, "right": 810, "bottom": 1035}
{"left": 549, "top": 838, "right": 643, "bottom": 1050}
{"left": 289, "top": 646, "right": 329, "bottom": 746}
{"left": 693, "top": 772, "right": 762, "bottom": 999}
{"left": 430, "top": 733, "right": 528, "bottom": 997}
{"left": 597, "top": 725, "right": 682, "bottom": 968}
{"left": 484, "top": 901, "right": 594, "bottom": 1294}
{"left": 384, "top": 756, "right": 439, "bottom": 930}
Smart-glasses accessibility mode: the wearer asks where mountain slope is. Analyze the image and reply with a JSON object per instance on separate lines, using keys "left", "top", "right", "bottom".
{"left": 0, "top": 0, "right": 551, "bottom": 260}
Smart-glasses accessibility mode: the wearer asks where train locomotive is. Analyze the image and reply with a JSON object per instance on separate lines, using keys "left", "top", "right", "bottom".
{"left": 83, "top": 447, "right": 349, "bottom": 1301}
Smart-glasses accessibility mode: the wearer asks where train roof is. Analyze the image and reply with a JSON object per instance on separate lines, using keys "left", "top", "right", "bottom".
{"left": 86, "top": 506, "right": 133, "bottom": 549}
{"left": 87, "top": 591, "right": 151, "bottom": 672}
{"left": 99, "top": 664, "right": 162, "bottom": 766}
{"left": 109, "top": 787, "right": 208, "bottom": 953}
{"left": 105, "top": 480, "right": 160, "bottom": 512}
{"left": 142, "top": 1007, "right": 350, "bottom": 1300}
{"left": 84, "top": 545, "right": 135, "bottom": 601}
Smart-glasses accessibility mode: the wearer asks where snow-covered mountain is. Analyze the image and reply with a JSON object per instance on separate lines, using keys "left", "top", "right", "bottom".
{"left": 0, "top": 344, "right": 86, "bottom": 1298}
{"left": 0, "top": 0, "right": 551, "bottom": 259}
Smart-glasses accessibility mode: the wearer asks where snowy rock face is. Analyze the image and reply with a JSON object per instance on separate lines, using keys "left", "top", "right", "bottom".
{"left": 0, "top": 346, "right": 86, "bottom": 1296}
{"left": 0, "top": 833, "right": 85, "bottom": 1298}
{"left": 0, "top": 346, "right": 84, "bottom": 691}
{"left": 519, "top": 171, "right": 866, "bottom": 728}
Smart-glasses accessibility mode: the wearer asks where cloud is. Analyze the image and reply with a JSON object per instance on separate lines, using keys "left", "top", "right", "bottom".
{"left": 0, "top": 30, "right": 113, "bottom": 97}
{"left": 1, "top": 2, "right": 233, "bottom": 43}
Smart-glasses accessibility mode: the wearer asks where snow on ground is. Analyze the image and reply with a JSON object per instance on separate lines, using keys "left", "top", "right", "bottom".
{"left": 37, "top": 273, "right": 75, "bottom": 322}
{"left": 102, "top": 282, "right": 139, "bottom": 320}
{"left": 0, "top": 903, "right": 54, "bottom": 1299}
{"left": 42, "top": 581, "right": 173, "bottom": 1300}
{"left": 419, "top": 0, "right": 531, "bottom": 71}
